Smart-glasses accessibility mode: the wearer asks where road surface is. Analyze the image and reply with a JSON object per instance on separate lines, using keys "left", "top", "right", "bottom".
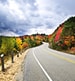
{"left": 23, "top": 43, "right": 75, "bottom": 81}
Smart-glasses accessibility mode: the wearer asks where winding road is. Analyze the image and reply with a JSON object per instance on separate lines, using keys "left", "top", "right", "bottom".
{"left": 23, "top": 43, "right": 75, "bottom": 81}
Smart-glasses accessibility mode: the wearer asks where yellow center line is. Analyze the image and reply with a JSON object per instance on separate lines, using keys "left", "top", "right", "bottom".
{"left": 43, "top": 49, "right": 75, "bottom": 64}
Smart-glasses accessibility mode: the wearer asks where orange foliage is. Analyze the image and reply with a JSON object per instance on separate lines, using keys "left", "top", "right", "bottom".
{"left": 48, "top": 34, "right": 52, "bottom": 39}
{"left": 71, "top": 36, "right": 75, "bottom": 41}
{"left": 71, "top": 47, "right": 75, "bottom": 52}
{"left": 22, "top": 42, "right": 29, "bottom": 48}
{"left": 35, "top": 35, "right": 43, "bottom": 41}
{"left": 30, "top": 36, "right": 34, "bottom": 40}
{"left": 64, "top": 40, "right": 69, "bottom": 45}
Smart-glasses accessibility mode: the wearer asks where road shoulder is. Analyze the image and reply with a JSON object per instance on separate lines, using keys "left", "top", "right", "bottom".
{"left": 0, "top": 49, "right": 29, "bottom": 81}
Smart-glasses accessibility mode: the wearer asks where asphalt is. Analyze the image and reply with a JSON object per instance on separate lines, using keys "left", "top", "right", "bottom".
{"left": 23, "top": 43, "right": 75, "bottom": 81}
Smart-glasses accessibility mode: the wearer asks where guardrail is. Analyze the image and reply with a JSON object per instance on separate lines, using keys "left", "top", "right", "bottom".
{"left": 0, "top": 48, "right": 28, "bottom": 72}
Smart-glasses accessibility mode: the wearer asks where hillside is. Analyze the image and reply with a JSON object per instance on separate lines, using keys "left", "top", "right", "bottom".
{"left": 49, "top": 16, "right": 75, "bottom": 54}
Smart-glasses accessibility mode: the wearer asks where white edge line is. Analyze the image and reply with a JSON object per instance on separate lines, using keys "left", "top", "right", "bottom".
{"left": 33, "top": 49, "right": 53, "bottom": 81}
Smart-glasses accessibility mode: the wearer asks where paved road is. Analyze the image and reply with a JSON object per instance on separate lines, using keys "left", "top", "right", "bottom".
{"left": 23, "top": 43, "right": 75, "bottom": 81}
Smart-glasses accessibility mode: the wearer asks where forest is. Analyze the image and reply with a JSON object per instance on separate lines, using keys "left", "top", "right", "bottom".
{"left": 48, "top": 17, "right": 75, "bottom": 54}
{"left": 0, "top": 34, "right": 48, "bottom": 58}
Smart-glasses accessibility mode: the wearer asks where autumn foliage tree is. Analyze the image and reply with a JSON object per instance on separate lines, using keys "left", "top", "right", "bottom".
{"left": 22, "top": 42, "right": 29, "bottom": 48}
{"left": 15, "top": 37, "right": 22, "bottom": 51}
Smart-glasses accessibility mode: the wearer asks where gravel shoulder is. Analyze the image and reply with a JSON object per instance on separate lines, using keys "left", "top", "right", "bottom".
{"left": 0, "top": 49, "right": 29, "bottom": 81}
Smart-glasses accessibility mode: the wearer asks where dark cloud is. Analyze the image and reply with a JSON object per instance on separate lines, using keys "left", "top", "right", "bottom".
{"left": 0, "top": 0, "right": 7, "bottom": 3}
{"left": 0, "top": 0, "right": 75, "bottom": 36}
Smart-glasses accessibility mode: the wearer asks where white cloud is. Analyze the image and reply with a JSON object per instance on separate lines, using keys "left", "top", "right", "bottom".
{"left": 25, "top": 26, "right": 55, "bottom": 35}
{"left": 7, "top": 0, "right": 26, "bottom": 20}
{"left": 35, "top": 0, "right": 67, "bottom": 26}
{"left": 0, "top": 0, "right": 75, "bottom": 36}
{"left": 0, "top": 30, "right": 19, "bottom": 36}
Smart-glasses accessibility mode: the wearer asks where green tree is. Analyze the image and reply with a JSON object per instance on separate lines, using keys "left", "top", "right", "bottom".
{"left": 0, "top": 36, "right": 2, "bottom": 48}
{"left": 0, "top": 37, "right": 15, "bottom": 55}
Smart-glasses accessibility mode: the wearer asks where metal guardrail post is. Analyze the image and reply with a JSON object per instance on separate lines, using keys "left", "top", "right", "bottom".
{"left": 17, "top": 51, "right": 19, "bottom": 57}
{"left": 11, "top": 51, "right": 14, "bottom": 63}
{"left": 0, "top": 54, "right": 5, "bottom": 72}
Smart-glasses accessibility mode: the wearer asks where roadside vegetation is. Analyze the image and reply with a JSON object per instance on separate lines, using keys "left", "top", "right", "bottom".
{"left": 48, "top": 16, "right": 75, "bottom": 54}
{"left": 0, "top": 16, "right": 75, "bottom": 61}
{"left": 0, "top": 34, "right": 48, "bottom": 63}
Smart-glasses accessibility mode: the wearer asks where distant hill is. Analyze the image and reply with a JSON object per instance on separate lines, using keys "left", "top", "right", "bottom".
{"left": 49, "top": 16, "right": 75, "bottom": 54}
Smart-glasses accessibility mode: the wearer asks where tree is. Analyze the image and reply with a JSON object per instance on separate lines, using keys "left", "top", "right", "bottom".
{"left": 0, "top": 37, "right": 15, "bottom": 55}
{"left": 15, "top": 37, "right": 22, "bottom": 51}
{"left": 22, "top": 42, "right": 29, "bottom": 48}
{"left": 0, "top": 36, "right": 2, "bottom": 48}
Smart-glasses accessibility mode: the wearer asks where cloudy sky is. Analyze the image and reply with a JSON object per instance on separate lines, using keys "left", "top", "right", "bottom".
{"left": 0, "top": 0, "right": 75, "bottom": 36}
